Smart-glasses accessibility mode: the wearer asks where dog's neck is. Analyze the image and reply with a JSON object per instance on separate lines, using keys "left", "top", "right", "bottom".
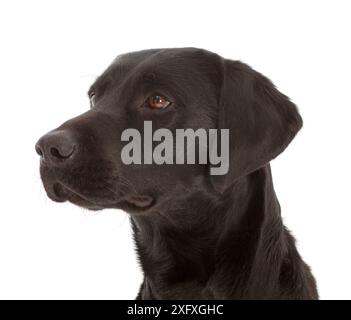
{"left": 131, "top": 165, "right": 294, "bottom": 299}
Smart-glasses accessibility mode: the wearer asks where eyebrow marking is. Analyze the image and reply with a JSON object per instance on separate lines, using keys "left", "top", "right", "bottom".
{"left": 143, "top": 73, "right": 156, "bottom": 82}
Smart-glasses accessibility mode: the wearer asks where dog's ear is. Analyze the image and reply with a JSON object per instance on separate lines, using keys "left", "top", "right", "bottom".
{"left": 211, "top": 59, "right": 303, "bottom": 193}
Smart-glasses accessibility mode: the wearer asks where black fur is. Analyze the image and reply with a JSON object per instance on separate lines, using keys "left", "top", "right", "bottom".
{"left": 36, "top": 48, "right": 318, "bottom": 299}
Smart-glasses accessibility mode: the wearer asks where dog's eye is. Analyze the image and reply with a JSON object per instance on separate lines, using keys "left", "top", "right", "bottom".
{"left": 146, "top": 95, "right": 171, "bottom": 109}
{"left": 89, "top": 93, "right": 96, "bottom": 107}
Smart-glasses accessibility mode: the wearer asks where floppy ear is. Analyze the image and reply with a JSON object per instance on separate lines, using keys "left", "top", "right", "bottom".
{"left": 211, "top": 59, "right": 303, "bottom": 193}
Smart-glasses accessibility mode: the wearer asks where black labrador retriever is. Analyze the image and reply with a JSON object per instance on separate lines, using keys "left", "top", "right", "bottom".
{"left": 36, "top": 48, "right": 318, "bottom": 299}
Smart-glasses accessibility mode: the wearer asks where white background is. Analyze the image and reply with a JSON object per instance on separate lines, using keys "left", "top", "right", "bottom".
{"left": 0, "top": 0, "right": 350, "bottom": 300}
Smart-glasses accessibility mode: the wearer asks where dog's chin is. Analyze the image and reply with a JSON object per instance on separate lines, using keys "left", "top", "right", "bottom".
{"left": 44, "top": 181, "right": 155, "bottom": 213}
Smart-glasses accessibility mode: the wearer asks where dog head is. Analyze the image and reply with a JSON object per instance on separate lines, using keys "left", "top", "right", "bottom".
{"left": 36, "top": 48, "right": 302, "bottom": 214}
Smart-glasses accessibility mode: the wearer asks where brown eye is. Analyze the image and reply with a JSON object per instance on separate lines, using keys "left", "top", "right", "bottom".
{"left": 90, "top": 93, "right": 96, "bottom": 107}
{"left": 146, "top": 95, "right": 171, "bottom": 109}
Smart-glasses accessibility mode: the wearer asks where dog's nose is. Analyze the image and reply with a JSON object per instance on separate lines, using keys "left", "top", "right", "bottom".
{"left": 35, "top": 130, "right": 77, "bottom": 164}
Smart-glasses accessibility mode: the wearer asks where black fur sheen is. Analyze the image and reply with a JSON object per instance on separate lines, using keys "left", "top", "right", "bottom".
{"left": 36, "top": 48, "right": 318, "bottom": 299}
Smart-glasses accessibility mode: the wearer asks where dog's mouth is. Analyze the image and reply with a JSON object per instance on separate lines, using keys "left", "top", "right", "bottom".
{"left": 39, "top": 158, "right": 155, "bottom": 213}
{"left": 50, "top": 182, "right": 103, "bottom": 210}
{"left": 45, "top": 181, "right": 154, "bottom": 213}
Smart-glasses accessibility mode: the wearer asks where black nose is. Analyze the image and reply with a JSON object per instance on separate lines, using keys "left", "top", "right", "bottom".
{"left": 35, "top": 130, "right": 77, "bottom": 164}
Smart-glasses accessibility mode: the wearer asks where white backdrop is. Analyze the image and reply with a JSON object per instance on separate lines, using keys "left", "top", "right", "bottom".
{"left": 0, "top": 0, "right": 350, "bottom": 299}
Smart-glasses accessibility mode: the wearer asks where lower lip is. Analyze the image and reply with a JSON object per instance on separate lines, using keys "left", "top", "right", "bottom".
{"left": 51, "top": 182, "right": 155, "bottom": 212}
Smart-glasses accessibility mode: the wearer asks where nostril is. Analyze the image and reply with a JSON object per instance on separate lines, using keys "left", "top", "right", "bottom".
{"left": 50, "top": 147, "right": 64, "bottom": 160}
{"left": 36, "top": 130, "right": 77, "bottom": 163}
{"left": 50, "top": 146, "right": 75, "bottom": 160}
{"left": 35, "top": 144, "right": 43, "bottom": 156}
